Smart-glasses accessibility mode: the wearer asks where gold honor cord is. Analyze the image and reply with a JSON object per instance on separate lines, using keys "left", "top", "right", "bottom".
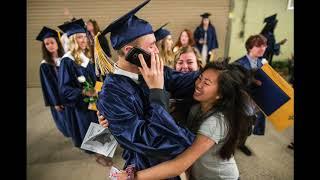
{"left": 94, "top": 32, "right": 115, "bottom": 76}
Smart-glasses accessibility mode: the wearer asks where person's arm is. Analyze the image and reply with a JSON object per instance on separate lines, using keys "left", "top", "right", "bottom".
{"left": 211, "top": 25, "right": 219, "bottom": 49}
{"left": 58, "top": 58, "right": 83, "bottom": 104}
{"left": 58, "top": 58, "right": 96, "bottom": 104}
{"left": 149, "top": 88, "right": 169, "bottom": 112}
{"left": 273, "top": 43, "right": 281, "bottom": 56}
{"left": 39, "top": 63, "right": 61, "bottom": 106}
{"left": 114, "top": 134, "right": 215, "bottom": 180}
{"left": 96, "top": 86, "right": 195, "bottom": 159}
{"left": 278, "top": 38, "right": 287, "bottom": 45}
{"left": 270, "top": 35, "right": 285, "bottom": 56}
{"left": 164, "top": 66, "right": 200, "bottom": 99}
{"left": 136, "top": 134, "right": 214, "bottom": 179}
{"left": 116, "top": 112, "right": 227, "bottom": 180}
{"left": 138, "top": 53, "right": 169, "bottom": 111}
{"left": 193, "top": 27, "right": 201, "bottom": 45}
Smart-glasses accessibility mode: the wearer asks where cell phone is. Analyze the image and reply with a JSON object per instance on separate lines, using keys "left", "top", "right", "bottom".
{"left": 125, "top": 47, "right": 151, "bottom": 68}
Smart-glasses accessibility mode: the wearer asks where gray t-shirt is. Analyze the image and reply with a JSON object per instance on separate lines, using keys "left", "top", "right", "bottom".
{"left": 188, "top": 104, "right": 239, "bottom": 180}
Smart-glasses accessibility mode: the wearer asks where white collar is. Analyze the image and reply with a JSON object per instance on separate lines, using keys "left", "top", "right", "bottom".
{"left": 55, "top": 58, "right": 61, "bottom": 67}
{"left": 246, "top": 54, "right": 258, "bottom": 62}
{"left": 40, "top": 58, "right": 61, "bottom": 67}
{"left": 113, "top": 63, "right": 139, "bottom": 81}
{"left": 62, "top": 51, "right": 90, "bottom": 68}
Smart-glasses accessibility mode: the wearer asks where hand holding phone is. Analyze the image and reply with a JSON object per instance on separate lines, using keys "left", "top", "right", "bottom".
{"left": 125, "top": 47, "right": 151, "bottom": 67}
{"left": 138, "top": 52, "right": 164, "bottom": 89}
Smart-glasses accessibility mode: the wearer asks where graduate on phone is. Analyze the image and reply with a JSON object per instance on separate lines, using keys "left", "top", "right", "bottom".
{"left": 96, "top": 0, "right": 199, "bottom": 177}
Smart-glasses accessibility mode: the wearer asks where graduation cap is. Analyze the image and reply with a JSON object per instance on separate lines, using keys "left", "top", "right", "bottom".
{"left": 63, "top": 17, "right": 77, "bottom": 25}
{"left": 264, "top": 14, "right": 277, "bottom": 24}
{"left": 200, "top": 12, "right": 211, "bottom": 18}
{"left": 154, "top": 22, "right": 171, "bottom": 42}
{"left": 101, "top": 0, "right": 153, "bottom": 50}
{"left": 36, "top": 26, "right": 62, "bottom": 41}
{"left": 58, "top": 18, "right": 86, "bottom": 37}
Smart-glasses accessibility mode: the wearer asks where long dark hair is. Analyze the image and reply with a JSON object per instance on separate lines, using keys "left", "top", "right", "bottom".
{"left": 41, "top": 37, "right": 65, "bottom": 65}
{"left": 199, "top": 18, "right": 213, "bottom": 28}
{"left": 87, "top": 19, "right": 101, "bottom": 36}
{"left": 189, "top": 59, "right": 252, "bottom": 160}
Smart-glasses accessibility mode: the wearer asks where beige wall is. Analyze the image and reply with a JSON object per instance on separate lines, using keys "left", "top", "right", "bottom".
{"left": 227, "top": 0, "right": 294, "bottom": 62}
{"left": 27, "top": 0, "right": 230, "bottom": 87}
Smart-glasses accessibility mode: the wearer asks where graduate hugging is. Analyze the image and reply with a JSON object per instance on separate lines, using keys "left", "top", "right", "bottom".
{"left": 95, "top": 0, "right": 252, "bottom": 179}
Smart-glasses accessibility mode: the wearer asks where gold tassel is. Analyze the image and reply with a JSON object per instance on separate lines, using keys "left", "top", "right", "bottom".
{"left": 55, "top": 30, "right": 62, "bottom": 44}
{"left": 94, "top": 32, "right": 115, "bottom": 76}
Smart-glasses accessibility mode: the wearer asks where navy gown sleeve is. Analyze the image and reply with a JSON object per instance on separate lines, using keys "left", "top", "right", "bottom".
{"left": 208, "top": 25, "right": 219, "bottom": 50}
{"left": 234, "top": 56, "right": 251, "bottom": 70}
{"left": 263, "top": 33, "right": 280, "bottom": 57}
{"left": 194, "top": 26, "right": 202, "bottom": 51}
{"left": 164, "top": 66, "right": 200, "bottom": 98}
{"left": 268, "top": 34, "right": 280, "bottom": 55}
{"left": 96, "top": 83, "right": 195, "bottom": 159}
{"left": 58, "top": 58, "right": 82, "bottom": 104}
{"left": 39, "top": 63, "right": 61, "bottom": 106}
{"left": 273, "top": 42, "right": 281, "bottom": 55}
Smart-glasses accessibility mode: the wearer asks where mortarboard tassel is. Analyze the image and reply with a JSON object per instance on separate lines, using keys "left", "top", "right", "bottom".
{"left": 94, "top": 32, "right": 115, "bottom": 76}
{"left": 55, "top": 30, "right": 62, "bottom": 43}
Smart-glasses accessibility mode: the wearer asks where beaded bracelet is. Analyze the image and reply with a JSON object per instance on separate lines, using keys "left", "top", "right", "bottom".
{"left": 125, "top": 164, "right": 136, "bottom": 180}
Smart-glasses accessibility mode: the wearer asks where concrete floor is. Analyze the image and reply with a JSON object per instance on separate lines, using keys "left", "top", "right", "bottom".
{"left": 27, "top": 87, "right": 293, "bottom": 180}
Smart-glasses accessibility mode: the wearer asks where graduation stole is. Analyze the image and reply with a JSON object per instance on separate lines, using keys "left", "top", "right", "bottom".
{"left": 94, "top": 32, "right": 115, "bottom": 76}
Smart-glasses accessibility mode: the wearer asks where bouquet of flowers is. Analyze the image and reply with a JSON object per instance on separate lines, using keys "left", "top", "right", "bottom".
{"left": 78, "top": 76, "right": 99, "bottom": 110}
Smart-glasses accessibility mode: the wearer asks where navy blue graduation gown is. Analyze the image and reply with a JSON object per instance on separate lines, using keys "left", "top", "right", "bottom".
{"left": 39, "top": 61, "right": 70, "bottom": 137}
{"left": 58, "top": 56, "right": 99, "bottom": 148}
{"left": 194, "top": 25, "right": 218, "bottom": 56}
{"left": 96, "top": 67, "right": 199, "bottom": 173}
{"left": 234, "top": 55, "right": 263, "bottom": 71}
{"left": 261, "top": 32, "right": 280, "bottom": 65}
{"left": 234, "top": 56, "right": 266, "bottom": 135}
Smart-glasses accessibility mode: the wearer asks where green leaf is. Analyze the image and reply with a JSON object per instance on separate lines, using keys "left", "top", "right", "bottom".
{"left": 83, "top": 98, "right": 90, "bottom": 103}
{"left": 89, "top": 96, "right": 97, "bottom": 103}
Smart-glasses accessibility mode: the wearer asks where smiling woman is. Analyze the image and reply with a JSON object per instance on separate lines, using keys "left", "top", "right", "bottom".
{"left": 174, "top": 46, "right": 203, "bottom": 73}
{"left": 68, "top": 33, "right": 91, "bottom": 65}
{"left": 57, "top": 19, "right": 104, "bottom": 164}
